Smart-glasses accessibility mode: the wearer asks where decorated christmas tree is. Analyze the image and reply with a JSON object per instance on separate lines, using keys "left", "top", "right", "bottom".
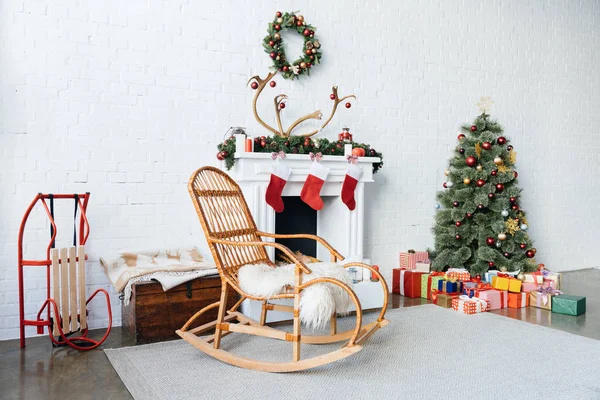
{"left": 431, "top": 98, "right": 538, "bottom": 276}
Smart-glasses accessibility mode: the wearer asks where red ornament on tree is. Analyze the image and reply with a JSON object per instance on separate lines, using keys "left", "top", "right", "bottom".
{"left": 497, "top": 136, "right": 507, "bottom": 145}
{"left": 276, "top": 11, "right": 282, "bottom": 17}
{"left": 477, "top": 204, "right": 484, "bottom": 210}
{"left": 330, "top": 94, "right": 336, "bottom": 100}
{"left": 455, "top": 221, "right": 462, "bottom": 227}
{"left": 452, "top": 201, "right": 459, "bottom": 207}
{"left": 465, "top": 156, "right": 477, "bottom": 167}
{"left": 495, "top": 183, "right": 504, "bottom": 192}
{"left": 491, "top": 170, "right": 498, "bottom": 176}
{"left": 486, "top": 237, "right": 495, "bottom": 246}
{"left": 466, "top": 213, "right": 473, "bottom": 218}
{"left": 455, "top": 234, "right": 462, "bottom": 240}
{"left": 443, "top": 182, "right": 448, "bottom": 188}
{"left": 250, "top": 82, "right": 258, "bottom": 90}
{"left": 525, "top": 250, "right": 535, "bottom": 258}
{"left": 514, "top": 171, "right": 518, "bottom": 178}
{"left": 482, "top": 141, "right": 492, "bottom": 150}
{"left": 470, "top": 125, "right": 477, "bottom": 132}
{"left": 488, "top": 193, "right": 495, "bottom": 199}
{"left": 510, "top": 197, "right": 516, "bottom": 203}
{"left": 503, "top": 252, "right": 511, "bottom": 258}
{"left": 488, "top": 261, "right": 495, "bottom": 268}
{"left": 345, "top": 102, "right": 352, "bottom": 109}
{"left": 512, "top": 204, "right": 519, "bottom": 211}
{"left": 269, "top": 81, "right": 276, "bottom": 88}
{"left": 507, "top": 145, "right": 513, "bottom": 151}
{"left": 457, "top": 134, "right": 465, "bottom": 140}
{"left": 476, "top": 179, "right": 486, "bottom": 187}
{"left": 519, "top": 243, "right": 527, "bottom": 249}
{"left": 459, "top": 148, "right": 465, "bottom": 154}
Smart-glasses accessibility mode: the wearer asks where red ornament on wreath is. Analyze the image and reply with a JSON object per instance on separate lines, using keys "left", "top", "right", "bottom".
{"left": 511, "top": 204, "right": 519, "bottom": 211}
{"left": 465, "top": 156, "right": 477, "bottom": 167}
{"left": 452, "top": 201, "right": 460, "bottom": 207}
{"left": 513, "top": 171, "right": 518, "bottom": 178}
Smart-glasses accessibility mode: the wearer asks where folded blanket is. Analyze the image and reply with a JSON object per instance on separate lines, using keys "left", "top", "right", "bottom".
{"left": 100, "top": 247, "right": 218, "bottom": 304}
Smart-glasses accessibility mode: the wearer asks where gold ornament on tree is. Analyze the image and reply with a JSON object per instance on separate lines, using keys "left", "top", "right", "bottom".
{"left": 474, "top": 143, "right": 482, "bottom": 158}
{"left": 509, "top": 151, "right": 517, "bottom": 164}
{"left": 476, "top": 164, "right": 483, "bottom": 171}
{"left": 505, "top": 218, "right": 520, "bottom": 235}
{"left": 444, "top": 169, "right": 450, "bottom": 176}
{"left": 494, "top": 156, "right": 503, "bottom": 165}
{"left": 498, "top": 232, "right": 507, "bottom": 241}
{"left": 463, "top": 177, "right": 471, "bottom": 185}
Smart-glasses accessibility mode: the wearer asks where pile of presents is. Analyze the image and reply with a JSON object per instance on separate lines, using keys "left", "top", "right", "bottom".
{"left": 393, "top": 250, "right": 586, "bottom": 316}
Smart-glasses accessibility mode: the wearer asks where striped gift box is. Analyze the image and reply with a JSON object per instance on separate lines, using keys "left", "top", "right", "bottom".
{"left": 452, "top": 295, "right": 490, "bottom": 314}
{"left": 446, "top": 268, "right": 470, "bottom": 281}
{"left": 399, "top": 251, "right": 429, "bottom": 270}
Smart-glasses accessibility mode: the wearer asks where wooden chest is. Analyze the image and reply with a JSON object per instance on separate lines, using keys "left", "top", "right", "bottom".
{"left": 122, "top": 276, "right": 237, "bottom": 344}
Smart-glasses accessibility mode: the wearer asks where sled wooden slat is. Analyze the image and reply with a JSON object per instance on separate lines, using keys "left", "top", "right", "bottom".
{"left": 60, "top": 248, "right": 69, "bottom": 333}
{"left": 51, "top": 249, "right": 60, "bottom": 336}
{"left": 77, "top": 246, "right": 87, "bottom": 330}
{"left": 68, "top": 247, "right": 77, "bottom": 332}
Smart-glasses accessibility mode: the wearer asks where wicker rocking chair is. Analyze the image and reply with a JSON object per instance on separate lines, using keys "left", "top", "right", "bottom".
{"left": 177, "top": 166, "right": 389, "bottom": 372}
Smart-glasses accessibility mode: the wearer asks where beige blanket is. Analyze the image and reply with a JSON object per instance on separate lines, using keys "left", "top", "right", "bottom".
{"left": 100, "top": 247, "right": 217, "bottom": 294}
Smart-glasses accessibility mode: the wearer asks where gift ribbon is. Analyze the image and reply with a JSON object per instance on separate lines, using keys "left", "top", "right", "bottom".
{"left": 399, "top": 269, "right": 406, "bottom": 296}
{"left": 535, "top": 286, "right": 562, "bottom": 306}
{"left": 346, "top": 154, "right": 358, "bottom": 164}
{"left": 431, "top": 289, "right": 460, "bottom": 303}
{"left": 271, "top": 151, "right": 285, "bottom": 160}
{"left": 427, "top": 272, "right": 446, "bottom": 300}
{"left": 309, "top": 152, "right": 323, "bottom": 162}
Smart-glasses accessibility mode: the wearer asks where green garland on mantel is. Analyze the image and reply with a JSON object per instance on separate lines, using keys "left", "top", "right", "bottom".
{"left": 217, "top": 135, "right": 384, "bottom": 173}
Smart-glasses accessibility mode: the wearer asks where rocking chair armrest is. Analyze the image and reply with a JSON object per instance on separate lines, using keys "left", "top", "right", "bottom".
{"left": 208, "top": 237, "right": 313, "bottom": 275}
{"left": 256, "top": 231, "right": 344, "bottom": 261}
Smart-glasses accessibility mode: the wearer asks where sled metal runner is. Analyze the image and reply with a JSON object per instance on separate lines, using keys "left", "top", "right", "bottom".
{"left": 180, "top": 166, "right": 389, "bottom": 372}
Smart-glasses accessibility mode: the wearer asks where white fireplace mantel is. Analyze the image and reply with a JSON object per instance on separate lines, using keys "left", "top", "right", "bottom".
{"left": 224, "top": 151, "right": 381, "bottom": 262}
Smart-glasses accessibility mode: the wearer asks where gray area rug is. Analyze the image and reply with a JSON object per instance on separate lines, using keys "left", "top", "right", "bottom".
{"left": 105, "top": 305, "right": 600, "bottom": 400}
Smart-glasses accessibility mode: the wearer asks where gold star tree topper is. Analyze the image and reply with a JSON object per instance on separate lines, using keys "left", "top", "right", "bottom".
{"left": 477, "top": 96, "right": 494, "bottom": 114}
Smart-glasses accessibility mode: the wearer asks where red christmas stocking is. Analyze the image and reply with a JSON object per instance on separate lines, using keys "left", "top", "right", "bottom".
{"left": 341, "top": 163, "right": 362, "bottom": 210}
{"left": 300, "top": 162, "right": 330, "bottom": 210}
{"left": 265, "top": 163, "right": 291, "bottom": 212}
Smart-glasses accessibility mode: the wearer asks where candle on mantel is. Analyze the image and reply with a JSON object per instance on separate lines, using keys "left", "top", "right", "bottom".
{"left": 245, "top": 137, "right": 253, "bottom": 152}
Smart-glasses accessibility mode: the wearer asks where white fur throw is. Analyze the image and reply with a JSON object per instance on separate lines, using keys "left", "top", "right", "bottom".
{"left": 238, "top": 262, "right": 353, "bottom": 330}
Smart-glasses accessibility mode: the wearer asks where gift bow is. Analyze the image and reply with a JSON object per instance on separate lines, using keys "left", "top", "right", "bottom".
{"left": 271, "top": 151, "right": 285, "bottom": 160}
{"left": 536, "top": 286, "right": 562, "bottom": 305}
{"left": 346, "top": 154, "right": 358, "bottom": 164}
{"left": 430, "top": 271, "right": 446, "bottom": 277}
{"left": 445, "top": 276, "right": 458, "bottom": 283}
{"left": 309, "top": 152, "right": 323, "bottom": 162}
{"left": 497, "top": 273, "right": 511, "bottom": 278}
{"left": 475, "top": 283, "right": 493, "bottom": 291}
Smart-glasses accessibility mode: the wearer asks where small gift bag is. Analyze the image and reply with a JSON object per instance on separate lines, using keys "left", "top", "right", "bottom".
{"left": 508, "top": 292, "right": 529, "bottom": 308}
{"left": 551, "top": 295, "right": 586, "bottom": 316}
{"left": 529, "top": 287, "right": 562, "bottom": 310}
{"left": 452, "top": 295, "right": 490, "bottom": 314}
{"left": 400, "top": 250, "right": 429, "bottom": 270}
{"left": 446, "top": 268, "right": 470, "bottom": 282}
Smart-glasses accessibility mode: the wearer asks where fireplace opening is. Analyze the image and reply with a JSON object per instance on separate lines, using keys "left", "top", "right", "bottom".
{"left": 275, "top": 196, "right": 317, "bottom": 260}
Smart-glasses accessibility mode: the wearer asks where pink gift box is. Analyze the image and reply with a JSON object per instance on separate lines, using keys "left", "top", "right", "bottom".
{"left": 475, "top": 289, "right": 508, "bottom": 310}
{"left": 521, "top": 282, "right": 539, "bottom": 293}
{"left": 399, "top": 251, "right": 429, "bottom": 270}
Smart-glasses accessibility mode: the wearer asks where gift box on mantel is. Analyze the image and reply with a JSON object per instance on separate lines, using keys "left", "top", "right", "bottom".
{"left": 400, "top": 250, "right": 429, "bottom": 270}
{"left": 551, "top": 295, "right": 586, "bottom": 316}
{"left": 474, "top": 288, "right": 508, "bottom": 310}
{"left": 508, "top": 292, "right": 529, "bottom": 309}
{"left": 446, "top": 268, "right": 470, "bottom": 282}
{"left": 421, "top": 272, "right": 445, "bottom": 300}
{"left": 438, "top": 279, "right": 463, "bottom": 294}
{"left": 530, "top": 287, "right": 562, "bottom": 311}
{"left": 452, "top": 295, "right": 490, "bottom": 314}
{"left": 392, "top": 268, "right": 426, "bottom": 298}
{"left": 491, "top": 274, "right": 522, "bottom": 293}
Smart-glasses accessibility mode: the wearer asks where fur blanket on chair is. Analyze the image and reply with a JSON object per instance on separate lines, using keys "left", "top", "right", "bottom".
{"left": 238, "top": 262, "right": 353, "bottom": 329}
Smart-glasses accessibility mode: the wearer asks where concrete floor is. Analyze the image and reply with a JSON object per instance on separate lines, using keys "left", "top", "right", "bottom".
{"left": 1, "top": 269, "right": 597, "bottom": 399}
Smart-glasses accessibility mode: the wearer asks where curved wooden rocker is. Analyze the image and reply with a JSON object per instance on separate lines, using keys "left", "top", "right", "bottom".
{"left": 178, "top": 166, "right": 389, "bottom": 372}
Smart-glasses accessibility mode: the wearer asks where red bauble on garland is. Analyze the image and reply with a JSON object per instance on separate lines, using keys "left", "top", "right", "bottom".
{"left": 303, "top": 29, "right": 311, "bottom": 36}
{"left": 486, "top": 237, "right": 495, "bottom": 246}
{"left": 216, "top": 151, "right": 225, "bottom": 160}
{"left": 476, "top": 179, "right": 486, "bottom": 187}
{"left": 482, "top": 141, "right": 492, "bottom": 150}
{"left": 470, "top": 125, "right": 477, "bottom": 132}
{"left": 507, "top": 145, "right": 513, "bottom": 151}
{"left": 497, "top": 136, "right": 507, "bottom": 145}
{"left": 465, "top": 156, "right": 477, "bottom": 167}
{"left": 276, "top": 11, "right": 282, "bottom": 17}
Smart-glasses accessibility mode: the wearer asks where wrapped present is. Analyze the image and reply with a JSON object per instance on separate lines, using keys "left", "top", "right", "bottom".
{"left": 438, "top": 279, "right": 463, "bottom": 294}
{"left": 463, "top": 282, "right": 492, "bottom": 298}
{"left": 415, "top": 260, "right": 431, "bottom": 273}
{"left": 431, "top": 290, "right": 458, "bottom": 308}
{"left": 541, "top": 270, "right": 561, "bottom": 290}
{"left": 551, "top": 295, "right": 586, "bottom": 316}
{"left": 485, "top": 269, "right": 519, "bottom": 283}
{"left": 420, "top": 272, "right": 445, "bottom": 300}
{"left": 491, "top": 274, "right": 522, "bottom": 293}
{"left": 474, "top": 288, "right": 508, "bottom": 310}
{"left": 523, "top": 271, "right": 544, "bottom": 285}
{"left": 508, "top": 292, "right": 529, "bottom": 308}
{"left": 521, "top": 282, "right": 540, "bottom": 293}
{"left": 446, "top": 268, "right": 470, "bottom": 281}
{"left": 530, "top": 286, "right": 562, "bottom": 310}
{"left": 392, "top": 268, "right": 425, "bottom": 298}
{"left": 400, "top": 250, "right": 429, "bottom": 270}
{"left": 452, "top": 295, "right": 490, "bottom": 314}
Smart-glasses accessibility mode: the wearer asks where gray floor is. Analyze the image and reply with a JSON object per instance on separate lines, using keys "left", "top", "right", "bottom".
{"left": 1, "top": 269, "right": 597, "bottom": 400}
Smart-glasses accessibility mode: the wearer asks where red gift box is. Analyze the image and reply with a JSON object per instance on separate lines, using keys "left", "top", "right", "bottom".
{"left": 392, "top": 268, "right": 425, "bottom": 298}
{"left": 400, "top": 250, "right": 429, "bottom": 270}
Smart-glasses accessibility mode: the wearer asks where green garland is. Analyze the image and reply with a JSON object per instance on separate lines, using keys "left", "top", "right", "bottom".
{"left": 217, "top": 135, "right": 383, "bottom": 173}
{"left": 263, "top": 11, "right": 322, "bottom": 80}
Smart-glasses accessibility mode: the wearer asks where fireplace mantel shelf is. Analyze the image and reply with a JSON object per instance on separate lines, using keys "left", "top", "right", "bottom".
{"left": 235, "top": 152, "right": 381, "bottom": 164}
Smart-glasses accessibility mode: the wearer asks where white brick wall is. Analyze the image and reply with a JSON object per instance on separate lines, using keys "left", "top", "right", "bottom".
{"left": 1, "top": 0, "right": 599, "bottom": 340}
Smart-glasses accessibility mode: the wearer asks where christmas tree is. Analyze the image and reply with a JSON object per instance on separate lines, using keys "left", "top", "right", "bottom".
{"left": 431, "top": 98, "right": 538, "bottom": 276}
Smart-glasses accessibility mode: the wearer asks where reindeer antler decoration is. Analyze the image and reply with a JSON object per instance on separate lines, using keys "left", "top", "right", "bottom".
{"left": 248, "top": 72, "right": 355, "bottom": 138}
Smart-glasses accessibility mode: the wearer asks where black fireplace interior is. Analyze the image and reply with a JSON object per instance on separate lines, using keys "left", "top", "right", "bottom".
{"left": 275, "top": 196, "right": 317, "bottom": 260}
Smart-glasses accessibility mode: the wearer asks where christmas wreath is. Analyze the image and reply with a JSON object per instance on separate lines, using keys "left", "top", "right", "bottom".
{"left": 217, "top": 135, "right": 383, "bottom": 173}
{"left": 263, "top": 11, "right": 322, "bottom": 80}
